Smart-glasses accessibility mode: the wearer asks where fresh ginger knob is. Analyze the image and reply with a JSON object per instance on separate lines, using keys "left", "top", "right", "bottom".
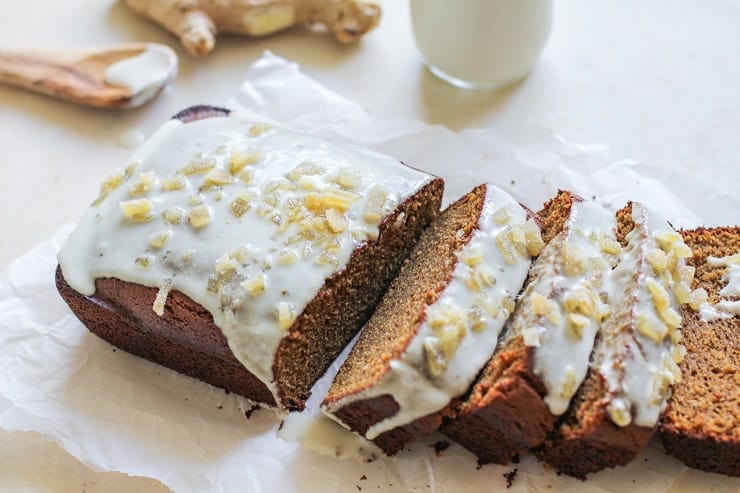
{"left": 123, "top": 0, "right": 381, "bottom": 56}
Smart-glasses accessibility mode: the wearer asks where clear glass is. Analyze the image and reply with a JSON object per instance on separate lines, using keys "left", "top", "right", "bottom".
{"left": 410, "top": 0, "right": 554, "bottom": 90}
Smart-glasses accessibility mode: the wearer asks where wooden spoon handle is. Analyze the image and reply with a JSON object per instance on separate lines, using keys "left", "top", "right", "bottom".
{"left": 0, "top": 48, "right": 140, "bottom": 108}
{"left": 0, "top": 52, "right": 101, "bottom": 100}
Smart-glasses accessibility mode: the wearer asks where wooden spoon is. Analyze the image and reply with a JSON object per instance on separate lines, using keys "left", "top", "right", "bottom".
{"left": 0, "top": 43, "right": 178, "bottom": 109}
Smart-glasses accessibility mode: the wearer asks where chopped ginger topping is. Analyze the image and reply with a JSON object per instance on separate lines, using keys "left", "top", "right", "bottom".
{"left": 148, "top": 231, "right": 171, "bottom": 250}
{"left": 336, "top": 168, "right": 362, "bottom": 190}
{"left": 203, "top": 168, "right": 235, "bottom": 187}
{"left": 163, "top": 206, "right": 185, "bottom": 225}
{"left": 129, "top": 171, "right": 157, "bottom": 196}
{"left": 161, "top": 175, "right": 186, "bottom": 191}
{"left": 275, "top": 301, "right": 296, "bottom": 330}
{"left": 120, "top": 199, "right": 153, "bottom": 222}
{"left": 180, "top": 157, "right": 216, "bottom": 176}
{"left": 188, "top": 205, "right": 211, "bottom": 229}
{"left": 241, "top": 272, "right": 267, "bottom": 296}
{"left": 249, "top": 123, "right": 272, "bottom": 136}
{"left": 229, "top": 148, "right": 261, "bottom": 174}
{"left": 363, "top": 185, "right": 390, "bottom": 224}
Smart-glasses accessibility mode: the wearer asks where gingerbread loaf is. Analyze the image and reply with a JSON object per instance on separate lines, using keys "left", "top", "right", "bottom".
{"left": 321, "top": 183, "right": 544, "bottom": 455}
{"left": 56, "top": 105, "right": 444, "bottom": 411}
{"left": 659, "top": 226, "right": 739, "bottom": 477}
{"left": 439, "top": 191, "right": 620, "bottom": 464}
{"left": 537, "top": 202, "right": 698, "bottom": 478}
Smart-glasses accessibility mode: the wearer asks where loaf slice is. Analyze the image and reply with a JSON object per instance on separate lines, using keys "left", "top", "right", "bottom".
{"left": 659, "top": 226, "right": 740, "bottom": 477}
{"left": 538, "top": 202, "right": 696, "bottom": 478}
{"left": 321, "top": 184, "right": 544, "bottom": 455}
{"left": 439, "top": 191, "right": 619, "bottom": 464}
{"left": 56, "top": 105, "right": 444, "bottom": 411}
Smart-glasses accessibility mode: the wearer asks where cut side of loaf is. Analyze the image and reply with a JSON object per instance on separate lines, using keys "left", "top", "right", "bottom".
{"left": 322, "top": 184, "right": 543, "bottom": 455}
{"left": 439, "top": 190, "right": 616, "bottom": 464}
{"left": 659, "top": 226, "right": 740, "bottom": 477}
{"left": 56, "top": 105, "right": 444, "bottom": 411}
{"left": 538, "top": 202, "right": 696, "bottom": 478}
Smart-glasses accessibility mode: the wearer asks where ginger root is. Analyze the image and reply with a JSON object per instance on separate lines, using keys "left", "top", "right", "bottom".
{"left": 124, "top": 0, "right": 381, "bottom": 56}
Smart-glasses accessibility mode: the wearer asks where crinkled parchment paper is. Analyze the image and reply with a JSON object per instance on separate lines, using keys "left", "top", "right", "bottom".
{"left": 1, "top": 53, "right": 738, "bottom": 493}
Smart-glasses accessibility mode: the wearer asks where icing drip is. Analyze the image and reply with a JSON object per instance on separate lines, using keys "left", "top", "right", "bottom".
{"left": 278, "top": 413, "right": 381, "bottom": 461}
{"left": 699, "top": 253, "right": 740, "bottom": 321}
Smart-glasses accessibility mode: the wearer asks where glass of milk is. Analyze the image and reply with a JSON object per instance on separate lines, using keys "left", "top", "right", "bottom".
{"left": 410, "top": 0, "right": 553, "bottom": 90}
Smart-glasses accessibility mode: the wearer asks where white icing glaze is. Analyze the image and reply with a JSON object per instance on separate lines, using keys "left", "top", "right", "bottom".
{"left": 699, "top": 300, "right": 740, "bottom": 320}
{"left": 278, "top": 412, "right": 381, "bottom": 460}
{"left": 598, "top": 203, "right": 687, "bottom": 428}
{"left": 516, "top": 200, "right": 617, "bottom": 415}
{"left": 699, "top": 253, "right": 740, "bottom": 321}
{"left": 104, "top": 44, "right": 178, "bottom": 108}
{"left": 714, "top": 299, "right": 740, "bottom": 316}
{"left": 719, "top": 264, "right": 740, "bottom": 297}
{"left": 324, "top": 185, "right": 535, "bottom": 440}
{"left": 58, "top": 113, "right": 432, "bottom": 407}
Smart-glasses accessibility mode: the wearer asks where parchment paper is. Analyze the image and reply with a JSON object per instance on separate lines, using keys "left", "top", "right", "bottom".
{"left": 1, "top": 52, "right": 737, "bottom": 493}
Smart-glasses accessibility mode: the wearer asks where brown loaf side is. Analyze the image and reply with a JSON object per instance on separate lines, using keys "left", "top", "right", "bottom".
{"left": 322, "top": 184, "right": 489, "bottom": 455}
{"left": 438, "top": 190, "right": 581, "bottom": 464}
{"left": 55, "top": 105, "right": 444, "bottom": 411}
{"left": 55, "top": 267, "right": 278, "bottom": 404}
{"left": 659, "top": 227, "right": 740, "bottom": 477}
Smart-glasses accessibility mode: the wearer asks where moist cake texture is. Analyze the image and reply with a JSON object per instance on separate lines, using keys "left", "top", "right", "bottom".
{"left": 659, "top": 226, "right": 740, "bottom": 477}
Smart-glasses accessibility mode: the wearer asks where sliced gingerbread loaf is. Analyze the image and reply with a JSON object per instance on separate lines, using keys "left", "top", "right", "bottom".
{"left": 537, "top": 202, "right": 699, "bottom": 478}
{"left": 659, "top": 226, "right": 739, "bottom": 477}
{"left": 439, "top": 191, "right": 619, "bottom": 464}
{"left": 321, "top": 184, "right": 544, "bottom": 455}
{"left": 56, "top": 105, "right": 444, "bottom": 411}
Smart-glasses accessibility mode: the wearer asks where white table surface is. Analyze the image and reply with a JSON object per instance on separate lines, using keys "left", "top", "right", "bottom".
{"left": 1, "top": 1, "right": 739, "bottom": 491}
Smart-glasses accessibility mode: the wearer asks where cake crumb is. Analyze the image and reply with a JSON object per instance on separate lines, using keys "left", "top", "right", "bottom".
{"left": 503, "top": 468, "right": 518, "bottom": 488}
{"left": 431, "top": 440, "right": 450, "bottom": 457}
{"left": 360, "top": 475, "right": 367, "bottom": 480}
{"left": 217, "top": 404, "right": 223, "bottom": 410}
{"left": 356, "top": 486, "right": 362, "bottom": 491}
{"left": 245, "top": 405, "right": 260, "bottom": 419}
